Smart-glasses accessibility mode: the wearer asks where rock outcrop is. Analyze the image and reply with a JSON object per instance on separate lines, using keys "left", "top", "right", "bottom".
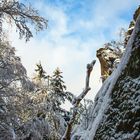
{"left": 71, "top": 9, "right": 140, "bottom": 140}
{"left": 97, "top": 46, "right": 121, "bottom": 82}
{"left": 93, "top": 14, "right": 140, "bottom": 140}
{"left": 125, "top": 5, "right": 140, "bottom": 46}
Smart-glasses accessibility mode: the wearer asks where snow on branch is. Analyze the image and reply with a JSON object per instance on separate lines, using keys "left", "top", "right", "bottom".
{"left": 62, "top": 60, "right": 96, "bottom": 140}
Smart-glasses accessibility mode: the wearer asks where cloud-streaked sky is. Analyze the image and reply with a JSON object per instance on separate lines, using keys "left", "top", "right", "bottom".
{"left": 9, "top": 0, "right": 139, "bottom": 101}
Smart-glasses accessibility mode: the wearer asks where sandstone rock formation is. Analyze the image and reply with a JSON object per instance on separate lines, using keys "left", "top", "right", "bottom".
{"left": 93, "top": 14, "right": 140, "bottom": 140}
{"left": 72, "top": 9, "right": 140, "bottom": 140}
{"left": 97, "top": 6, "right": 140, "bottom": 83}
{"left": 96, "top": 46, "right": 121, "bottom": 82}
{"left": 125, "top": 5, "right": 140, "bottom": 46}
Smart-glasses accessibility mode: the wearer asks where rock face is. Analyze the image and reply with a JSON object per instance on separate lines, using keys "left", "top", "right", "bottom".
{"left": 96, "top": 46, "right": 121, "bottom": 82}
{"left": 93, "top": 16, "right": 140, "bottom": 140}
{"left": 71, "top": 12, "right": 140, "bottom": 140}
{"left": 125, "top": 6, "right": 140, "bottom": 46}
{"left": 97, "top": 6, "right": 140, "bottom": 83}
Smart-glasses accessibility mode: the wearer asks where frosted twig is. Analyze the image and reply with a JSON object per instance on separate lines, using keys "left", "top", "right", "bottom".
{"left": 62, "top": 60, "right": 96, "bottom": 140}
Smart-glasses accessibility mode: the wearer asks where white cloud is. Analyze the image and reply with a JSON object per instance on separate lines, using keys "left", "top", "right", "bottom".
{"left": 67, "top": 0, "right": 139, "bottom": 38}
{"left": 46, "top": 7, "right": 68, "bottom": 39}
{"left": 6, "top": 0, "right": 139, "bottom": 102}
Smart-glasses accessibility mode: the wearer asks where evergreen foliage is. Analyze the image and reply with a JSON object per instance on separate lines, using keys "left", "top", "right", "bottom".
{"left": 49, "top": 68, "right": 67, "bottom": 110}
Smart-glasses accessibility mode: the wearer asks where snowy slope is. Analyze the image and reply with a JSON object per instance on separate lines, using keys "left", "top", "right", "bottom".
{"left": 72, "top": 15, "right": 140, "bottom": 140}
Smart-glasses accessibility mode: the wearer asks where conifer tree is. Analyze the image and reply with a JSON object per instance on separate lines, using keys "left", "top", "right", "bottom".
{"left": 49, "top": 67, "right": 67, "bottom": 111}
{"left": 34, "top": 62, "right": 47, "bottom": 81}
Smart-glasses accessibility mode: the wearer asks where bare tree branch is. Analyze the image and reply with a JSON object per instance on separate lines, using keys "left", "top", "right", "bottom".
{"left": 62, "top": 60, "right": 96, "bottom": 140}
{"left": 0, "top": 0, "right": 48, "bottom": 41}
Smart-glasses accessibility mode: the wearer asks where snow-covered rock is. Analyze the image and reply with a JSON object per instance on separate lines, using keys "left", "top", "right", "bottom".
{"left": 125, "top": 6, "right": 140, "bottom": 46}
{"left": 96, "top": 46, "right": 122, "bottom": 82}
{"left": 72, "top": 10, "right": 140, "bottom": 140}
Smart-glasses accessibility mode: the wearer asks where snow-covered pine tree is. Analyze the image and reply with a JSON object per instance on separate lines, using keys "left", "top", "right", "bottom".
{"left": 49, "top": 67, "right": 67, "bottom": 111}
{"left": 0, "top": 40, "right": 34, "bottom": 140}
{"left": 31, "top": 66, "right": 70, "bottom": 139}
{"left": 32, "top": 62, "right": 48, "bottom": 88}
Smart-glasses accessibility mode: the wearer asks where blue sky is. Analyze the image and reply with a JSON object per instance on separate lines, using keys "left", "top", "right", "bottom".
{"left": 9, "top": 0, "right": 139, "bottom": 101}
